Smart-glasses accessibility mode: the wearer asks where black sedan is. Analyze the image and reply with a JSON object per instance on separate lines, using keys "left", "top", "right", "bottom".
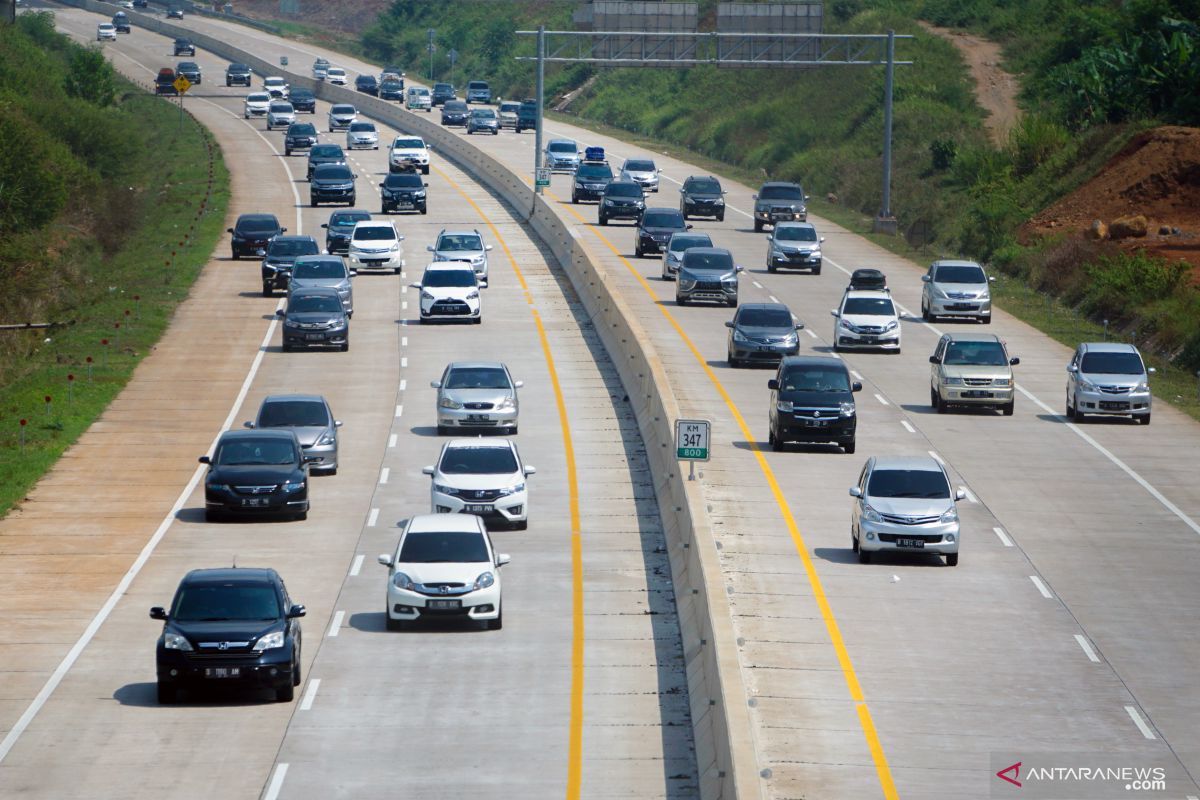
{"left": 288, "top": 87, "right": 317, "bottom": 113}
{"left": 228, "top": 213, "right": 285, "bottom": 260}
{"left": 276, "top": 286, "right": 350, "bottom": 351}
{"left": 151, "top": 567, "right": 305, "bottom": 704}
{"left": 199, "top": 429, "right": 312, "bottom": 521}
{"left": 355, "top": 74, "right": 379, "bottom": 95}
{"left": 310, "top": 164, "right": 357, "bottom": 207}
{"left": 440, "top": 100, "right": 469, "bottom": 127}
{"left": 321, "top": 208, "right": 372, "bottom": 254}
{"left": 635, "top": 208, "right": 690, "bottom": 257}
{"left": 381, "top": 173, "right": 428, "bottom": 215}
{"left": 283, "top": 122, "right": 318, "bottom": 156}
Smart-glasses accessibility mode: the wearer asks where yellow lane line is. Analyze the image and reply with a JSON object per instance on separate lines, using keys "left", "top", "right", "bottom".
{"left": 549, "top": 190, "right": 899, "bottom": 799}
{"left": 435, "top": 168, "right": 586, "bottom": 800}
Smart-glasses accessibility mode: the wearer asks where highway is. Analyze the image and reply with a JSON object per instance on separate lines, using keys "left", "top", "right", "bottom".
{"left": 5, "top": 4, "right": 1200, "bottom": 799}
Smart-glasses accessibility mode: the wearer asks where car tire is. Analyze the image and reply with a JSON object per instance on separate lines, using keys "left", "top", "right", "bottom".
{"left": 420, "top": 207, "right": 427, "bottom": 215}
{"left": 309, "top": 197, "right": 316, "bottom": 207}
{"left": 347, "top": 196, "right": 355, "bottom": 206}
{"left": 385, "top": 616, "right": 405, "bottom": 632}
{"left": 858, "top": 548, "right": 870, "bottom": 564}
{"left": 635, "top": 246, "right": 642, "bottom": 258}
{"left": 945, "top": 553, "right": 959, "bottom": 567}
{"left": 473, "top": 316, "right": 482, "bottom": 325}
{"left": 675, "top": 295, "right": 686, "bottom": 306}
{"left": 599, "top": 214, "right": 607, "bottom": 226}
{"left": 292, "top": 653, "right": 302, "bottom": 686}
{"left": 813, "top": 266, "right": 821, "bottom": 275}
{"left": 769, "top": 428, "right": 783, "bottom": 452}
{"left": 422, "top": 165, "right": 430, "bottom": 175}
{"left": 262, "top": 283, "right": 272, "bottom": 297}
{"left": 157, "top": 682, "right": 176, "bottom": 705}
{"left": 571, "top": 193, "right": 579, "bottom": 204}
{"left": 1140, "top": 412, "right": 1151, "bottom": 425}
{"left": 275, "top": 683, "right": 294, "bottom": 703}
{"left": 717, "top": 212, "right": 725, "bottom": 222}
{"left": 931, "top": 387, "right": 941, "bottom": 411}
{"left": 754, "top": 220, "right": 763, "bottom": 232}
{"left": 982, "top": 314, "right": 992, "bottom": 325}
{"left": 381, "top": 206, "right": 389, "bottom": 214}
{"left": 727, "top": 298, "right": 738, "bottom": 307}
{"left": 487, "top": 608, "right": 503, "bottom": 630}
{"left": 285, "top": 148, "right": 291, "bottom": 157}
{"left": 728, "top": 353, "right": 739, "bottom": 368}
{"left": 767, "top": 263, "right": 776, "bottom": 273}
{"left": 1002, "top": 400, "right": 1014, "bottom": 416}
{"left": 843, "top": 438, "right": 856, "bottom": 454}
{"left": 1071, "top": 394, "right": 1084, "bottom": 422}
{"left": 513, "top": 520, "right": 528, "bottom": 531}
{"left": 340, "top": 341, "right": 349, "bottom": 352}
{"left": 232, "top": 251, "right": 240, "bottom": 261}
{"left": 851, "top": 531, "right": 859, "bottom": 553}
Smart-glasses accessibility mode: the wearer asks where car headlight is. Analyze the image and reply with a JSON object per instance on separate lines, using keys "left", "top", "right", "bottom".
{"left": 466, "top": 290, "right": 479, "bottom": 300}
{"left": 721, "top": 274, "right": 738, "bottom": 286}
{"left": 284, "top": 320, "right": 302, "bottom": 329}
{"left": 495, "top": 397, "right": 516, "bottom": 411}
{"left": 433, "top": 483, "right": 459, "bottom": 496}
{"left": 439, "top": 397, "right": 463, "bottom": 409}
{"left": 992, "top": 378, "right": 1011, "bottom": 387}
{"left": 316, "top": 430, "right": 335, "bottom": 445}
{"left": 603, "top": 198, "right": 614, "bottom": 205}
{"left": 389, "top": 243, "right": 401, "bottom": 252}
{"left": 979, "top": 291, "right": 990, "bottom": 300}
{"left": 253, "top": 630, "right": 285, "bottom": 651}
{"left": 414, "top": 191, "right": 426, "bottom": 198}
{"left": 862, "top": 504, "right": 882, "bottom": 523}
{"left": 839, "top": 401, "right": 856, "bottom": 417}
{"left": 420, "top": 290, "right": 435, "bottom": 301}
{"left": 679, "top": 278, "right": 696, "bottom": 290}
{"left": 473, "top": 571, "right": 495, "bottom": 590}
{"left": 282, "top": 480, "right": 305, "bottom": 493}
{"left": 839, "top": 319, "right": 854, "bottom": 331}
{"left": 933, "top": 286, "right": 948, "bottom": 299}
{"left": 714, "top": 198, "right": 725, "bottom": 205}
{"left": 392, "top": 572, "right": 415, "bottom": 591}
{"left": 884, "top": 320, "right": 898, "bottom": 331}
{"left": 498, "top": 482, "right": 525, "bottom": 497}
{"left": 163, "top": 631, "right": 193, "bottom": 651}
{"left": 782, "top": 333, "right": 799, "bottom": 345}
{"left": 811, "top": 249, "right": 821, "bottom": 258}
{"left": 1134, "top": 382, "right": 1149, "bottom": 392}
{"left": 1077, "top": 378, "right": 1097, "bottom": 391}
{"left": 776, "top": 400, "right": 793, "bottom": 413}
{"left": 940, "top": 507, "right": 959, "bottom": 524}
{"left": 942, "top": 376, "right": 964, "bottom": 386}
{"left": 206, "top": 482, "right": 230, "bottom": 492}
{"left": 732, "top": 330, "right": 750, "bottom": 343}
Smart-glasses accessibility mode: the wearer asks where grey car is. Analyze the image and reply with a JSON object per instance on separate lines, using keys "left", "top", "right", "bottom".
{"left": 620, "top": 158, "right": 660, "bottom": 193}
{"left": 428, "top": 229, "right": 492, "bottom": 285}
{"left": 850, "top": 455, "right": 966, "bottom": 566}
{"left": 432, "top": 362, "right": 522, "bottom": 435}
{"left": 766, "top": 222, "right": 824, "bottom": 274}
{"left": 753, "top": 181, "right": 808, "bottom": 231}
{"left": 467, "top": 108, "right": 500, "bottom": 135}
{"left": 545, "top": 139, "right": 580, "bottom": 172}
{"left": 675, "top": 247, "right": 742, "bottom": 306}
{"left": 661, "top": 232, "right": 713, "bottom": 281}
{"left": 266, "top": 102, "right": 295, "bottom": 130}
{"left": 327, "top": 104, "right": 357, "bottom": 131}
{"left": 289, "top": 256, "right": 353, "bottom": 316}
{"left": 245, "top": 394, "right": 342, "bottom": 474}
{"left": 260, "top": 235, "right": 320, "bottom": 296}
{"left": 276, "top": 286, "right": 349, "bottom": 352}
{"left": 1066, "top": 342, "right": 1154, "bottom": 424}
{"left": 921, "top": 259, "right": 995, "bottom": 323}
{"left": 725, "top": 303, "right": 803, "bottom": 367}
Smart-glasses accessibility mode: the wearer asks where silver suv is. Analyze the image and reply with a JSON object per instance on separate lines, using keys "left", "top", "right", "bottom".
{"left": 929, "top": 332, "right": 1018, "bottom": 415}
{"left": 544, "top": 139, "right": 580, "bottom": 172}
{"left": 675, "top": 247, "right": 742, "bottom": 307}
{"left": 850, "top": 456, "right": 966, "bottom": 566}
{"left": 427, "top": 229, "right": 492, "bottom": 285}
{"left": 766, "top": 222, "right": 824, "bottom": 274}
{"left": 1066, "top": 342, "right": 1153, "bottom": 424}
{"left": 921, "top": 259, "right": 995, "bottom": 323}
{"left": 432, "top": 362, "right": 522, "bottom": 435}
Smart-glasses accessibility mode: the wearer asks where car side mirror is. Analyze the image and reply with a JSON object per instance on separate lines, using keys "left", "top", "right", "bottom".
{"left": 819, "top": 237, "right": 826, "bottom": 243}
{"left": 767, "top": 379, "right": 780, "bottom": 390}
{"left": 287, "top": 604, "right": 306, "bottom": 618}
{"left": 149, "top": 606, "right": 167, "bottom": 621}
{"left": 198, "top": 455, "right": 211, "bottom": 464}
{"left": 929, "top": 355, "right": 939, "bottom": 364}
{"left": 1067, "top": 364, "right": 1077, "bottom": 372}
{"left": 226, "top": 228, "right": 234, "bottom": 234}
{"left": 377, "top": 553, "right": 393, "bottom": 567}
{"left": 421, "top": 466, "right": 434, "bottom": 476}
{"left": 1009, "top": 357, "right": 1020, "bottom": 366}
{"left": 686, "top": 224, "right": 693, "bottom": 230}
{"left": 804, "top": 194, "right": 811, "bottom": 201}
{"left": 496, "top": 553, "right": 511, "bottom": 567}
{"left": 321, "top": 223, "right": 328, "bottom": 229}
{"left": 280, "top": 228, "right": 287, "bottom": 233}
{"left": 275, "top": 309, "right": 284, "bottom": 317}
{"left": 430, "top": 380, "right": 442, "bottom": 389}
{"left": 334, "top": 420, "right": 343, "bottom": 428}
{"left": 848, "top": 487, "right": 862, "bottom": 498}
{"left": 524, "top": 466, "right": 536, "bottom": 476}
{"left": 921, "top": 274, "right": 931, "bottom": 282}
{"left": 724, "top": 321, "right": 735, "bottom": 329}
{"left": 426, "top": 246, "right": 434, "bottom": 252}
{"left": 955, "top": 488, "right": 967, "bottom": 501}
{"left": 243, "top": 421, "right": 255, "bottom": 429}
{"left": 752, "top": 194, "right": 758, "bottom": 200}
{"left": 851, "top": 381, "right": 863, "bottom": 392}
{"left": 424, "top": 182, "right": 429, "bottom": 187}
{"left": 485, "top": 245, "right": 493, "bottom": 251}
{"left": 766, "top": 234, "right": 773, "bottom": 241}
{"left": 795, "top": 323, "right": 805, "bottom": 330}
{"left": 735, "top": 265, "right": 744, "bottom": 272}
{"left": 830, "top": 309, "right": 839, "bottom": 318}
{"left": 514, "top": 380, "right": 524, "bottom": 388}
{"left": 409, "top": 283, "right": 422, "bottom": 290}
{"left": 1147, "top": 367, "right": 1156, "bottom": 374}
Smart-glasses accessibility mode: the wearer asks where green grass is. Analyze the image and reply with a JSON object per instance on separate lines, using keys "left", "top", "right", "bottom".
{"left": 0, "top": 91, "right": 231, "bottom": 516}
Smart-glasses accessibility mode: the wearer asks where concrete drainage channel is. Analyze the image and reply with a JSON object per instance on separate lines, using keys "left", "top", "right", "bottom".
{"left": 62, "top": 2, "right": 762, "bottom": 796}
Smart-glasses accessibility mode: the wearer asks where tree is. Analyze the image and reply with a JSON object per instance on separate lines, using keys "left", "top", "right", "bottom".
{"left": 63, "top": 47, "right": 116, "bottom": 108}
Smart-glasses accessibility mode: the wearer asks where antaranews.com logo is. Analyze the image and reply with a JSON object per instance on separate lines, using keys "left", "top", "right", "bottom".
{"left": 990, "top": 753, "right": 1178, "bottom": 798}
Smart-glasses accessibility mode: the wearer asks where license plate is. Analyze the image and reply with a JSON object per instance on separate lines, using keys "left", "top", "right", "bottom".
{"left": 464, "top": 504, "right": 492, "bottom": 513}
{"left": 1099, "top": 401, "right": 1129, "bottom": 410}
{"left": 241, "top": 497, "right": 268, "bottom": 507}
{"left": 205, "top": 667, "right": 241, "bottom": 678}
{"left": 396, "top": 202, "right": 413, "bottom": 209}
{"left": 895, "top": 538, "right": 925, "bottom": 549}
{"left": 962, "top": 390, "right": 992, "bottom": 398}
{"left": 306, "top": 333, "right": 325, "bottom": 341}
{"left": 427, "top": 599, "right": 460, "bottom": 610}
{"left": 861, "top": 336, "right": 878, "bottom": 343}
{"left": 947, "top": 304, "right": 978, "bottom": 311}
{"left": 804, "top": 419, "right": 829, "bottom": 427}
{"left": 467, "top": 414, "right": 490, "bottom": 421}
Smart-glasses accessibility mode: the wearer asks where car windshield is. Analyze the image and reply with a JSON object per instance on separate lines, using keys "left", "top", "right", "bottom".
{"left": 331, "top": 105, "right": 354, "bottom": 114}
{"left": 330, "top": 212, "right": 370, "bottom": 228}
{"left": 935, "top": 265, "right": 987, "bottom": 283}
{"left": 229, "top": 63, "right": 249, "bottom": 71}
{"left": 289, "top": 124, "right": 316, "bottom": 135}
{"left": 687, "top": 178, "right": 721, "bottom": 193}
{"left": 577, "top": 164, "right": 612, "bottom": 180}
{"left": 760, "top": 185, "right": 803, "bottom": 200}
{"left": 643, "top": 211, "right": 685, "bottom": 228}
{"left": 215, "top": 437, "right": 297, "bottom": 465}
{"left": 445, "top": 367, "right": 510, "bottom": 390}
{"left": 776, "top": 226, "right": 818, "bottom": 242}
{"left": 434, "top": 83, "right": 452, "bottom": 91}
{"left": 438, "top": 235, "right": 482, "bottom": 252}
{"left": 292, "top": 260, "right": 345, "bottom": 279}
{"left": 607, "top": 184, "right": 642, "bottom": 198}
{"left": 738, "top": 308, "right": 793, "bottom": 328}
{"left": 237, "top": 218, "right": 277, "bottom": 234}
{"left": 842, "top": 298, "right": 895, "bottom": 316}
{"left": 683, "top": 251, "right": 734, "bottom": 271}
{"left": 311, "top": 145, "right": 343, "bottom": 158}
{"left": 353, "top": 226, "right": 395, "bottom": 241}
{"left": 669, "top": 235, "right": 712, "bottom": 253}
{"left": 468, "top": 81, "right": 487, "bottom": 89}
{"left": 258, "top": 400, "right": 328, "bottom": 427}
{"left": 385, "top": 174, "right": 423, "bottom": 188}
{"left": 549, "top": 142, "right": 576, "bottom": 153}
{"left": 290, "top": 89, "right": 313, "bottom": 99}
{"left": 422, "top": 269, "right": 476, "bottom": 288}
{"left": 868, "top": 468, "right": 950, "bottom": 499}
{"left": 269, "top": 103, "right": 292, "bottom": 113}
{"left": 289, "top": 294, "right": 343, "bottom": 313}
{"left": 780, "top": 366, "right": 850, "bottom": 393}
{"left": 1080, "top": 351, "right": 1145, "bottom": 374}
{"left": 265, "top": 78, "right": 284, "bottom": 85}
{"left": 440, "top": 447, "right": 518, "bottom": 474}
{"left": 247, "top": 93, "right": 269, "bottom": 103}
{"left": 382, "top": 80, "right": 402, "bottom": 89}
{"left": 314, "top": 166, "right": 352, "bottom": 180}
{"left": 943, "top": 341, "right": 1009, "bottom": 366}
{"left": 328, "top": 68, "right": 345, "bottom": 75}
{"left": 625, "top": 160, "right": 654, "bottom": 172}
{"left": 349, "top": 122, "right": 375, "bottom": 132}
{"left": 177, "top": 62, "right": 197, "bottom": 70}
{"left": 399, "top": 531, "right": 488, "bottom": 564}
{"left": 445, "top": 102, "right": 467, "bottom": 111}
{"left": 471, "top": 109, "right": 496, "bottom": 118}
{"left": 268, "top": 239, "right": 317, "bottom": 256}
{"left": 394, "top": 138, "right": 424, "bottom": 149}
{"left": 172, "top": 584, "right": 281, "bottom": 621}
{"left": 412, "top": 89, "right": 429, "bottom": 96}
{"left": 500, "top": 103, "right": 519, "bottom": 112}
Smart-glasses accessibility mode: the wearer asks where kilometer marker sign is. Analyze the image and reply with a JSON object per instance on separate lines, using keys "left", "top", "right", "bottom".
{"left": 675, "top": 418, "right": 711, "bottom": 462}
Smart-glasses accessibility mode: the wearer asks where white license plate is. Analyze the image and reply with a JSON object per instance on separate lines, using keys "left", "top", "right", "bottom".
{"left": 895, "top": 538, "right": 925, "bottom": 549}
{"left": 306, "top": 333, "right": 325, "bottom": 340}
{"left": 464, "top": 504, "right": 492, "bottom": 514}
{"left": 427, "top": 599, "right": 460, "bottom": 610}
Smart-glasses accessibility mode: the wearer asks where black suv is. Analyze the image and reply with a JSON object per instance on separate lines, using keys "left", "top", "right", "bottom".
{"left": 228, "top": 213, "right": 284, "bottom": 260}
{"left": 321, "top": 209, "right": 372, "bottom": 254}
{"left": 753, "top": 181, "right": 808, "bottom": 231}
{"left": 381, "top": 173, "right": 428, "bottom": 215}
{"left": 680, "top": 175, "right": 726, "bottom": 221}
{"left": 173, "top": 37, "right": 195, "bottom": 56}
{"left": 151, "top": 567, "right": 305, "bottom": 704}
{"left": 199, "top": 429, "right": 313, "bottom": 520}
{"left": 355, "top": 74, "right": 379, "bottom": 95}
{"left": 598, "top": 180, "right": 645, "bottom": 226}
{"left": 431, "top": 82, "right": 455, "bottom": 106}
{"left": 767, "top": 356, "right": 861, "bottom": 453}
{"left": 284, "top": 122, "right": 319, "bottom": 156}
{"left": 635, "top": 208, "right": 689, "bottom": 257}
{"left": 288, "top": 87, "right": 317, "bottom": 113}
{"left": 306, "top": 143, "right": 346, "bottom": 180}
{"left": 260, "top": 234, "right": 320, "bottom": 296}
{"left": 379, "top": 79, "right": 404, "bottom": 101}
{"left": 310, "top": 164, "right": 357, "bottom": 207}
{"left": 225, "top": 63, "right": 252, "bottom": 87}
{"left": 571, "top": 160, "right": 613, "bottom": 204}
{"left": 440, "top": 100, "right": 469, "bottom": 126}
{"left": 175, "top": 61, "right": 201, "bottom": 85}
{"left": 516, "top": 100, "right": 537, "bottom": 132}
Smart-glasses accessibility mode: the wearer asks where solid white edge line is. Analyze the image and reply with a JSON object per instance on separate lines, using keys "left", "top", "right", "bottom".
{"left": 963, "top": 487, "right": 979, "bottom": 503}
{"left": 874, "top": 393, "right": 889, "bottom": 406}
{"left": 388, "top": 434, "right": 398, "bottom": 448}
{"left": 263, "top": 763, "right": 289, "bottom": 800}
{"left": 1125, "top": 705, "right": 1156, "bottom": 740}
{"left": 379, "top": 467, "right": 390, "bottom": 484}
{"left": 299, "top": 678, "right": 320, "bottom": 711}
{"left": 928, "top": 450, "right": 945, "bottom": 464}
{"left": 1029, "top": 576, "right": 1053, "bottom": 599}
{"left": 900, "top": 420, "right": 915, "bottom": 433}
{"left": 993, "top": 526, "right": 1014, "bottom": 547}
{"left": 327, "top": 610, "right": 345, "bottom": 638}
{"left": 367, "top": 508, "right": 379, "bottom": 527}
{"left": 349, "top": 554, "right": 365, "bottom": 576}
{"left": 1074, "top": 634, "right": 1100, "bottom": 663}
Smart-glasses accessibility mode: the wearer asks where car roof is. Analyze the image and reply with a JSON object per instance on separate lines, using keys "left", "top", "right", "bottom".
{"left": 931, "top": 259, "right": 982, "bottom": 269}
{"left": 330, "top": 104, "right": 355, "bottom": 111}
{"left": 182, "top": 567, "right": 280, "bottom": 585}
{"left": 292, "top": 255, "right": 344, "bottom": 267}
{"left": 761, "top": 180, "right": 802, "bottom": 189}
{"left": 775, "top": 221, "right": 815, "bottom": 230}
{"left": 843, "top": 289, "right": 892, "bottom": 301}
{"left": 682, "top": 246, "right": 732, "bottom": 256}
{"left": 331, "top": 208, "right": 371, "bottom": 217}
{"left": 218, "top": 428, "right": 299, "bottom": 442}
{"left": 289, "top": 285, "right": 341, "bottom": 298}
{"left": 871, "top": 455, "right": 945, "bottom": 472}
{"left": 943, "top": 332, "right": 1002, "bottom": 344}
{"left": 780, "top": 355, "right": 847, "bottom": 370}
{"left": 437, "top": 229, "right": 482, "bottom": 240}
{"left": 236, "top": 213, "right": 279, "bottom": 224}
{"left": 548, "top": 138, "right": 575, "bottom": 145}
{"left": 445, "top": 438, "right": 514, "bottom": 450}
{"left": 352, "top": 220, "right": 396, "bottom": 231}
{"left": 446, "top": 361, "right": 508, "bottom": 371}
{"left": 605, "top": 180, "right": 641, "bottom": 190}
{"left": 261, "top": 393, "right": 327, "bottom": 404}
{"left": 738, "top": 302, "right": 790, "bottom": 315}
{"left": 1080, "top": 342, "right": 1140, "bottom": 354}
{"left": 624, "top": 158, "right": 656, "bottom": 166}
{"left": 405, "top": 513, "right": 486, "bottom": 534}
{"left": 270, "top": 235, "right": 316, "bottom": 244}
{"left": 424, "top": 262, "right": 476, "bottom": 273}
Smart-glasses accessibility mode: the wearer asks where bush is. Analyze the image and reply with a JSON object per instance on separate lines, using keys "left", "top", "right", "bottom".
{"left": 1082, "top": 252, "right": 1190, "bottom": 318}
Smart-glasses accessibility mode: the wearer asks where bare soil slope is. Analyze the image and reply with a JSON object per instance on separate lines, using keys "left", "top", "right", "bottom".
{"left": 920, "top": 22, "right": 1021, "bottom": 144}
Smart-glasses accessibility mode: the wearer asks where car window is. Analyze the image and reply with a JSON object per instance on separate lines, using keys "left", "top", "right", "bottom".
{"left": 439, "top": 446, "right": 518, "bottom": 474}
{"left": 331, "top": 105, "right": 355, "bottom": 114}
{"left": 682, "top": 251, "right": 733, "bottom": 271}
{"left": 399, "top": 531, "right": 488, "bottom": 563}
{"left": 215, "top": 438, "right": 297, "bottom": 465}
{"left": 445, "top": 367, "right": 510, "bottom": 390}
{"left": 393, "top": 138, "right": 424, "bottom": 149}
{"left": 353, "top": 226, "right": 396, "bottom": 241}
{"left": 687, "top": 178, "right": 721, "bottom": 193}
{"left": 1080, "top": 351, "right": 1144, "bottom": 374}
{"left": 760, "top": 185, "right": 804, "bottom": 200}
{"left": 842, "top": 297, "right": 895, "bottom": 316}
{"left": 422, "top": 269, "right": 476, "bottom": 288}
{"left": 268, "top": 239, "right": 318, "bottom": 256}
{"left": 934, "top": 265, "right": 986, "bottom": 283}
{"left": 438, "top": 234, "right": 483, "bottom": 251}
{"left": 237, "top": 218, "right": 278, "bottom": 234}
{"left": 289, "top": 294, "right": 343, "bottom": 313}
{"left": 669, "top": 235, "right": 712, "bottom": 252}
{"left": 259, "top": 400, "right": 329, "bottom": 427}
{"left": 607, "top": 184, "right": 642, "bottom": 198}
{"left": 293, "top": 260, "right": 346, "bottom": 279}
{"left": 330, "top": 211, "right": 371, "bottom": 227}
{"left": 549, "top": 142, "right": 576, "bottom": 152}
{"left": 172, "top": 584, "right": 281, "bottom": 621}
{"left": 576, "top": 164, "right": 613, "bottom": 180}
{"left": 942, "top": 341, "right": 1009, "bottom": 366}
{"left": 780, "top": 366, "right": 850, "bottom": 393}
{"left": 737, "top": 308, "right": 793, "bottom": 327}
{"left": 776, "top": 227, "right": 818, "bottom": 242}
{"left": 624, "top": 160, "right": 654, "bottom": 171}
{"left": 311, "top": 145, "right": 343, "bottom": 158}
{"left": 867, "top": 468, "right": 950, "bottom": 499}
{"left": 313, "top": 165, "right": 353, "bottom": 180}
{"left": 642, "top": 210, "right": 685, "bottom": 228}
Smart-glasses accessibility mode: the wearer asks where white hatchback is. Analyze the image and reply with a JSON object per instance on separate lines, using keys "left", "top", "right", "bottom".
{"left": 97, "top": 23, "right": 117, "bottom": 41}
{"left": 243, "top": 92, "right": 271, "bottom": 118}
{"left": 412, "top": 263, "right": 481, "bottom": 324}
{"left": 378, "top": 514, "right": 509, "bottom": 630}
{"left": 326, "top": 66, "right": 347, "bottom": 85}
{"left": 832, "top": 290, "right": 902, "bottom": 353}
{"left": 347, "top": 220, "right": 404, "bottom": 274}
{"left": 423, "top": 439, "right": 534, "bottom": 529}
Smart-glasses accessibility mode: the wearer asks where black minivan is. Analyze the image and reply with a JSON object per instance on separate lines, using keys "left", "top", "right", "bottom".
{"left": 767, "top": 355, "right": 862, "bottom": 453}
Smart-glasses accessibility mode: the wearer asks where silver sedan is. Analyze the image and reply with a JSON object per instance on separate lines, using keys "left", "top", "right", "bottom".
{"left": 432, "top": 362, "right": 521, "bottom": 435}
{"left": 346, "top": 121, "right": 379, "bottom": 150}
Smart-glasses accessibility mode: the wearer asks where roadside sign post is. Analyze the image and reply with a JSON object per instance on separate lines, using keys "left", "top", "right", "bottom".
{"left": 675, "top": 418, "right": 711, "bottom": 481}
{"left": 535, "top": 168, "right": 551, "bottom": 188}
{"left": 173, "top": 75, "right": 191, "bottom": 130}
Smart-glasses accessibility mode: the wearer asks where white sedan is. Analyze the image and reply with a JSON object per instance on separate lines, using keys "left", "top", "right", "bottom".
{"left": 423, "top": 439, "right": 534, "bottom": 529}
{"left": 378, "top": 513, "right": 509, "bottom": 630}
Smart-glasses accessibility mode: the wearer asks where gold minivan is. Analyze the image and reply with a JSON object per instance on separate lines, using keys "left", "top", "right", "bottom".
{"left": 929, "top": 332, "right": 1019, "bottom": 415}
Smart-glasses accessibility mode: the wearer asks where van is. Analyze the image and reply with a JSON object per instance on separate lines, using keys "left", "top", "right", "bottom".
{"left": 406, "top": 86, "right": 431, "bottom": 112}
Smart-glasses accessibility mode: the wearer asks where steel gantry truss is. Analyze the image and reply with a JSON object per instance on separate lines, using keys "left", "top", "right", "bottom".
{"left": 516, "top": 29, "right": 912, "bottom": 229}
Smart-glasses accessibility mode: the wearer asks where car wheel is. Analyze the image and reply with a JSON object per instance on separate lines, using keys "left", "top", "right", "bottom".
{"left": 513, "top": 520, "right": 528, "bottom": 531}
{"left": 420, "top": 207, "right": 427, "bottom": 215}
{"left": 1071, "top": 394, "right": 1084, "bottom": 422}
{"left": 295, "top": 509, "right": 308, "bottom": 521}
{"left": 422, "top": 165, "right": 430, "bottom": 175}
{"left": 1140, "top": 411, "right": 1151, "bottom": 425}
{"left": 770, "top": 428, "right": 783, "bottom": 452}
{"left": 571, "top": 193, "right": 579, "bottom": 204}
{"left": 945, "top": 553, "right": 959, "bottom": 567}
{"left": 717, "top": 212, "right": 725, "bottom": 222}
{"left": 276, "top": 683, "right": 295, "bottom": 702}
{"left": 754, "top": 220, "right": 763, "bottom": 232}
{"left": 1002, "top": 400, "right": 1014, "bottom": 416}
{"left": 635, "top": 246, "right": 643, "bottom": 258}
{"left": 728, "top": 352, "right": 740, "bottom": 368}
{"left": 347, "top": 196, "right": 355, "bottom": 206}
{"left": 767, "top": 263, "right": 776, "bottom": 273}
{"left": 382, "top": 206, "right": 389, "bottom": 214}
{"left": 982, "top": 314, "right": 992, "bottom": 325}
{"left": 931, "top": 387, "right": 941, "bottom": 411}
{"left": 232, "top": 251, "right": 240, "bottom": 261}
{"left": 292, "top": 653, "right": 302, "bottom": 686}
{"left": 675, "top": 295, "right": 687, "bottom": 306}
{"left": 813, "top": 266, "right": 821, "bottom": 275}
{"left": 487, "top": 608, "right": 503, "bottom": 630}
{"left": 262, "top": 283, "right": 272, "bottom": 297}
{"left": 935, "top": 389, "right": 946, "bottom": 414}
{"left": 157, "top": 682, "right": 176, "bottom": 704}
{"left": 340, "top": 341, "right": 349, "bottom": 352}
{"left": 843, "top": 438, "right": 856, "bottom": 454}
{"left": 858, "top": 548, "right": 871, "bottom": 564}
{"left": 385, "top": 616, "right": 405, "bottom": 632}
{"left": 599, "top": 215, "right": 607, "bottom": 226}
{"left": 728, "top": 298, "right": 738, "bottom": 307}
{"left": 285, "top": 149, "right": 291, "bottom": 157}
{"left": 851, "top": 531, "right": 859, "bottom": 552}
{"left": 473, "top": 316, "right": 482, "bottom": 325}
{"left": 309, "top": 197, "right": 317, "bottom": 207}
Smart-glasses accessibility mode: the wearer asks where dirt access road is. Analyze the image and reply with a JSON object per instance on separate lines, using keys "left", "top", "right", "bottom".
{"left": 920, "top": 21, "right": 1022, "bottom": 144}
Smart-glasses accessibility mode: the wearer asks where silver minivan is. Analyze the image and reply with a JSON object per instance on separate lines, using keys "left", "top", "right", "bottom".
{"left": 850, "top": 456, "right": 966, "bottom": 566}
{"left": 289, "top": 255, "right": 353, "bottom": 316}
{"left": 1066, "top": 342, "right": 1153, "bottom": 424}
{"left": 921, "top": 259, "right": 995, "bottom": 323}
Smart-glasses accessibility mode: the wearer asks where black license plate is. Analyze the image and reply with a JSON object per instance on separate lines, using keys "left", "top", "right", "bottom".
{"left": 464, "top": 504, "right": 492, "bottom": 513}
{"left": 305, "top": 333, "right": 325, "bottom": 341}
{"left": 427, "top": 599, "right": 461, "bottom": 610}
{"left": 396, "top": 202, "right": 413, "bottom": 209}
{"left": 804, "top": 419, "right": 829, "bottom": 427}
{"left": 895, "top": 538, "right": 925, "bottom": 549}
{"left": 241, "top": 497, "right": 269, "bottom": 507}
{"left": 961, "top": 390, "right": 992, "bottom": 398}
{"left": 947, "top": 304, "right": 978, "bottom": 311}
{"left": 1100, "top": 401, "right": 1130, "bottom": 410}
{"left": 467, "top": 414, "right": 490, "bottom": 421}
{"left": 205, "top": 667, "right": 241, "bottom": 678}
